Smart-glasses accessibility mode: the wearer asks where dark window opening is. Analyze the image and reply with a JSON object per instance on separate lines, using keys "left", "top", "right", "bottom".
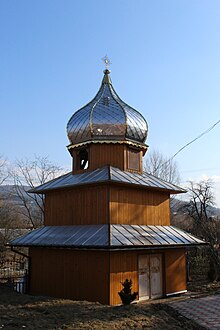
{"left": 128, "top": 148, "right": 140, "bottom": 171}
{"left": 78, "top": 149, "right": 89, "bottom": 170}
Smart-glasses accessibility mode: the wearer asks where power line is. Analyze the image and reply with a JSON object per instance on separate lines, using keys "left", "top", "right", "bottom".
{"left": 161, "top": 118, "right": 220, "bottom": 167}
{"left": 181, "top": 167, "right": 220, "bottom": 173}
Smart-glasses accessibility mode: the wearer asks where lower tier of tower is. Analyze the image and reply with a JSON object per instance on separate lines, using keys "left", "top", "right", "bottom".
{"left": 28, "top": 247, "right": 187, "bottom": 305}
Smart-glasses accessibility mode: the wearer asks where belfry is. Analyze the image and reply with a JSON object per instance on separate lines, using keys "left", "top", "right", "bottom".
{"left": 11, "top": 60, "right": 205, "bottom": 305}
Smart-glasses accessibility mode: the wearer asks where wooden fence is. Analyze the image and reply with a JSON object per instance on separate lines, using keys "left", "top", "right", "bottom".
{"left": 0, "top": 253, "right": 29, "bottom": 293}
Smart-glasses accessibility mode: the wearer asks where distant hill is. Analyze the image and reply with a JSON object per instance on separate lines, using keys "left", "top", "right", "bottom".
{"left": 0, "top": 185, "right": 30, "bottom": 205}
{"left": 1, "top": 185, "right": 220, "bottom": 217}
{"left": 0, "top": 185, "right": 42, "bottom": 231}
{"left": 0, "top": 185, "right": 40, "bottom": 205}
{"left": 170, "top": 197, "right": 220, "bottom": 217}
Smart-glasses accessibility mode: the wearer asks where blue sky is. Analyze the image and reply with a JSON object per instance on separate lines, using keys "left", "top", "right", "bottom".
{"left": 0, "top": 0, "right": 220, "bottom": 205}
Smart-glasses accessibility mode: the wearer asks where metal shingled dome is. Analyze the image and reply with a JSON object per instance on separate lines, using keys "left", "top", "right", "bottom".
{"left": 67, "top": 69, "right": 148, "bottom": 145}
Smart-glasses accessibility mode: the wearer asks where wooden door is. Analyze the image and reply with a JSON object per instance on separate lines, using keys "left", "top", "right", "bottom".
{"left": 138, "top": 254, "right": 162, "bottom": 300}
{"left": 138, "top": 255, "right": 150, "bottom": 300}
{"left": 150, "top": 254, "right": 162, "bottom": 299}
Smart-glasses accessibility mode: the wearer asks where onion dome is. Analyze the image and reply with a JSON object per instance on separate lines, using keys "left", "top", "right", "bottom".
{"left": 67, "top": 69, "right": 148, "bottom": 146}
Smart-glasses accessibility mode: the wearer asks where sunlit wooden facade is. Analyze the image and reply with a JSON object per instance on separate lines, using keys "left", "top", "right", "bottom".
{"left": 29, "top": 247, "right": 186, "bottom": 305}
{"left": 44, "top": 185, "right": 170, "bottom": 226}
{"left": 11, "top": 68, "right": 205, "bottom": 305}
{"left": 69, "top": 143, "right": 146, "bottom": 174}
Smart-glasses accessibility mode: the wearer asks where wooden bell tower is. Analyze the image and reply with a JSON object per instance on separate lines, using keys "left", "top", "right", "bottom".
{"left": 11, "top": 60, "right": 205, "bottom": 307}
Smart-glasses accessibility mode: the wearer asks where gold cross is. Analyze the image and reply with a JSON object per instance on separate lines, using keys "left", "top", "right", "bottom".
{"left": 102, "top": 55, "right": 112, "bottom": 69}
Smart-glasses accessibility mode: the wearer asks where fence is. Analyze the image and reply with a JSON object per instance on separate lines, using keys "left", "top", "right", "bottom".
{"left": 187, "top": 246, "right": 213, "bottom": 283}
{"left": 0, "top": 253, "right": 29, "bottom": 293}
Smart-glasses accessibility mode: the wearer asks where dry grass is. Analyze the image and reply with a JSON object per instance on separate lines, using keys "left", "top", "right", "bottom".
{"left": 0, "top": 286, "right": 207, "bottom": 330}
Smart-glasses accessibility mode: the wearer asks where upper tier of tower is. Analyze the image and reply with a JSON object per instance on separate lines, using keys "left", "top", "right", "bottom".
{"left": 66, "top": 69, "right": 148, "bottom": 148}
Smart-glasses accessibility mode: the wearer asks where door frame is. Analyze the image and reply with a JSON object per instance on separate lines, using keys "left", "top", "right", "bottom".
{"left": 138, "top": 253, "right": 164, "bottom": 300}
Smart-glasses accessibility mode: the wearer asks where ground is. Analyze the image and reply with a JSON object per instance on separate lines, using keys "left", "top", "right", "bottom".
{"left": 2, "top": 285, "right": 218, "bottom": 330}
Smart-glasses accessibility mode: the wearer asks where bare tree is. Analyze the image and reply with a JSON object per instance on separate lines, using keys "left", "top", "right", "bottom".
{"left": 144, "top": 149, "right": 180, "bottom": 184}
{"left": 144, "top": 149, "right": 182, "bottom": 226}
{"left": 183, "top": 179, "right": 220, "bottom": 278}
{"left": 12, "top": 156, "right": 63, "bottom": 229}
{"left": 0, "top": 156, "right": 8, "bottom": 186}
{"left": 0, "top": 156, "right": 14, "bottom": 257}
{"left": 186, "top": 180, "right": 215, "bottom": 229}
{"left": 0, "top": 202, "right": 22, "bottom": 247}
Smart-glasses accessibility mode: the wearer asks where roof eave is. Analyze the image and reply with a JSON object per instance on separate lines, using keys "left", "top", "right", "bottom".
{"left": 67, "top": 139, "right": 148, "bottom": 150}
{"left": 29, "top": 179, "right": 185, "bottom": 195}
{"left": 10, "top": 242, "right": 208, "bottom": 249}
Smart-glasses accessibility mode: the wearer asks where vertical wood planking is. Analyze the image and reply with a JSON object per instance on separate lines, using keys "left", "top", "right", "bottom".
{"left": 89, "top": 144, "right": 126, "bottom": 171}
{"left": 45, "top": 186, "right": 109, "bottom": 225}
{"left": 164, "top": 248, "right": 187, "bottom": 294}
{"left": 29, "top": 247, "right": 187, "bottom": 305}
{"left": 29, "top": 248, "right": 110, "bottom": 304}
{"left": 45, "top": 184, "right": 170, "bottom": 226}
{"left": 109, "top": 251, "right": 138, "bottom": 305}
{"left": 110, "top": 186, "right": 170, "bottom": 225}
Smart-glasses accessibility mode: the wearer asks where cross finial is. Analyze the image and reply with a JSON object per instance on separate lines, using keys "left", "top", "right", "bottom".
{"left": 102, "top": 55, "right": 112, "bottom": 69}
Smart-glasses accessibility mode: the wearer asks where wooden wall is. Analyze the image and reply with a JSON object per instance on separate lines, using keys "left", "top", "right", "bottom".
{"left": 44, "top": 184, "right": 170, "bottom": 226}
{"left": 109, "top": 249, "right": 187, "bottom": 305}
{"left": 70, "top": 143, "right": 145, "bottom": 174}
{"left": 29, "top": 248, "right": 110, "bottom": 305}
{"left": 110, "top": 251, "right": 138, "bottom": 305}
{"left": 109, "top": 186, "right": 170, "bottom": 225}
{"left": 29, "top": 247, "right": 187, "bottom": 305}
{"left": 89, "top": 144, "right": 127, "bottom": 171}
{"left": 44, "top": 186, "right": 109, "bottom": 225}
{"left": 164, "top": 248, "right": 186, "bottom": 294}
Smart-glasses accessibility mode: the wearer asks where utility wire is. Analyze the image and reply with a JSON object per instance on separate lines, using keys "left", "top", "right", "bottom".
{"left": 182, "top": 167, "right": 220, "bottom": 173}
{"left": 161, "top": 118, "right": 220, "bottom": 168}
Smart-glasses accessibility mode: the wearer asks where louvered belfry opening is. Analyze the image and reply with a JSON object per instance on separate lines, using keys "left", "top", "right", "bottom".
{"left": 11, "top": 67, "right": 206, "bottom": 305}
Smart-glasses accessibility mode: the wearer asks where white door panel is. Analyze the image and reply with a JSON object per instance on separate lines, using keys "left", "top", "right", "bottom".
{"left": 138, "top": 255, "right": 149, "bottom": 300}
{"left": 150, "top": 255, "right": 162, "bottom": 298}
{"left": 138, "top": 254, "right": 162, "bottom": 300}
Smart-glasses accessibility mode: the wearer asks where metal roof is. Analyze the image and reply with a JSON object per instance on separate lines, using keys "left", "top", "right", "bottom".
{"left": 10, "top": 225, "right": 205, "bottom": 248}
{"left": 29, "top": 166, "right": 186, "bottom": 194}
{"left": 66, "top": 70, "right": 148, "bottom": 146}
